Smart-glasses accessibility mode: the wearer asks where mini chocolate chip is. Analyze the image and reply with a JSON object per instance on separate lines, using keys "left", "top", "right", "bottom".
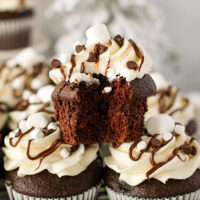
{"left": 127, "top": 61, "right": 138, "bottom": 70}
{"left": 87, "top": 52, "right": 98, "bottom": 62}
{"left": 191, "top": 146, "right": 197, "bottom": 155}
{"left": 51, "top": 59, "right": 62, "bottom": 69}
{"left": 50, "top": 116, "right": 56, "bottom": 122}
{"left": 114, "top": 35, "right": 124, "bottom": 47}
{"left": 75, "top": 45, "right": 85, "bottom": 53}
{"left": 94, "top": 43, "right": 108, "bottom": 55}
{"left": 151, "top": 138, "right": 161, "bottom": 148}
{"left": 16, "top": 100, "right": 29, "bottom": 111}
{"left": 182, "top": 145, "right": 193, "bottom": 155}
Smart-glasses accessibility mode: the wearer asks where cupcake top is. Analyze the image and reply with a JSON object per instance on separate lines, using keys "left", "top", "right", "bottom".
{"left": 49, "top": 24, "right": 152, "bottom": 84}
{"left": 3, "top": 112, "right": 99, "bottom": 177}
{"left": 105, "top": 114, "right": 200, "bottom": 186}
{"left": 8, "top": 84, "right": 55, "bottom": 130}
{"left": 145, "top": 72, "right": 195, "bottom": 126}
{"left": 0, "top": 48, "right": 51, "bottom": 107}
{"left": 0, "top": 0, "right": 35, "bottom": 12}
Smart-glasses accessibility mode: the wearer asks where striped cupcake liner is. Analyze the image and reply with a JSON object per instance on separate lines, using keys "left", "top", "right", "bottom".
{"left": 106, "top": 186, "right": 200, "bottom": 200}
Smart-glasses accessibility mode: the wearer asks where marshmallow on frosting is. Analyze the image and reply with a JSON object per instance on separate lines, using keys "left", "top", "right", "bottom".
{"left": 8, "top": 85, "right": 55, "bottom": 130}
{"left": 3, "top": 113, "right": 99, "bottom": 177}
{"left": 0, "top": 48, "right": 50, "bottom": 107}
{"left": 105, "top": 114, "right": 200, "bottom": 186}
{"left": 146, "top": 72, "right": 195, "bottom": 127}
{"left": 49, "top": 24, "right": 152, "bottom": 84}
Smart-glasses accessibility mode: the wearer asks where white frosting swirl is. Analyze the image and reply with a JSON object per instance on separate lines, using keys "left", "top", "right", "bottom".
{"left": 0, "top": 0, "right": 35, "bottom": 12}
{"left": 0, "top": 48, "right": 50, "bottom": 107}
{"left": 146, "top": 72, "right": 195, "bottom": 125}
{"left": 3, "top": 112, "right": 99, "bottom": 177}
{"left": 8, "top": 85, "right": 55, "bottom": 130}
{"left": 49, "top": 24, "right": 152, "bottom": 84}
{"left": 105, "top": 114, "right": 200, "bottom": 186}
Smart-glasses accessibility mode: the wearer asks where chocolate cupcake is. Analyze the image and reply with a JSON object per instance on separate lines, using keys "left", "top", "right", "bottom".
{"left": 0, "top": 48, "right": 51, "bottom": 109}
{"left": 146, "top": 72, "right": 197, "bottom": 136}
{"left": 104, "top": 114, "right": 200, "bottom": 200}
{"left": 3, "top": 112, "right": 103, "bottom": 199}
{"left": 8, "top": 84, "right": 55, "bottom": 130}
{"left": 0, "top": 0, "right": 35, "bottom": 50}
{"left": 50, "top": 24, "right": 156, "bottom": 145}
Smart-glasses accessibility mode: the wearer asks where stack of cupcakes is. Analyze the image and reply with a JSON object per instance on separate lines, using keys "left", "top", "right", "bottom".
{"left": 2, "top": 24, "right": 200, "bottom": 200}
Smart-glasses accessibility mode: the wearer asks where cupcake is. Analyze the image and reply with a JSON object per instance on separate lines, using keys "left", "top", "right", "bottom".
{"left": 3, "top": 112, "right": 103, "bottom": 199}
{"left": 146, "top": 72, "right": 197, "bottom": 135}
{"left": 0, "top": 0, "right": 35, "bottom": 50}
{"left": 50, "top": 24, "right": 156, "bottom": 145}
{"left": 0, "top": 48, "right": 51, "bottom": 108}
{"left": 8, "top": 84, "right": 55, "bottom": 130}
{"left": 104, "top": 114, "right": 200, "bottom": 199}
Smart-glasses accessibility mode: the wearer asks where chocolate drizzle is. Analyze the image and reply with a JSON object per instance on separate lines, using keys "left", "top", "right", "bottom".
{"left": 80, "top": 62, "right": 85, "bottom": 73}
{"left": 129, "top": 39, "right": 144, "bottom": 71}
{"left": 27, "top": 138, "right": 64, "bottom": 170}
{"left": 9, "top": 127, "right": 34, "bottom": 147}
{"left": 69, "top": 54, "right": 76, "bottom": 79}
{"left": 105, "top": 59, "right": 110, "bottom": 75}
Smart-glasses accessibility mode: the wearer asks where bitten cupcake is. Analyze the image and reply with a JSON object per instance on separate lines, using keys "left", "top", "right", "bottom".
{"left": 0, "top": 0, "right": 35, "bottom": 50}
{"left": 3, "top": 112, "right": 103, "bottom": 199}
{"left": 104, "top": 114, "right": 200, "bottom": 200}
{"left": 0, "top": 48, "right": 51, "bottom": 108}
{"left": 146, "top": 72, "right": 197, "bottom": 135}
{"left": 8, "top": 84, "right": 55, "bottom": 130}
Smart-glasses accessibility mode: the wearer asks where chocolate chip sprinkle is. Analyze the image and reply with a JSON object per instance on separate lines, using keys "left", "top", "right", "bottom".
{"left": 87, "top": 52, "right": 98, "bottom": 62}
{"left": 94, "top": 43, "right": 108, "bottom": 55}
{"left": 69, "top": 54, "right": 76, "bottom": 79}
{"left": 51, "top": 59, "right": 62, "bottom": 69}
{"left": 182, "top": 145, "right": 196, "bottom": 155}
{"left": 127, "top": 61, "right": 139, "bottom": 71}
{"left": 75, "top": 45, "right": 86, "bottom": 53}
{"left": 114, "top": 35, "right": 124, "bottom": 47}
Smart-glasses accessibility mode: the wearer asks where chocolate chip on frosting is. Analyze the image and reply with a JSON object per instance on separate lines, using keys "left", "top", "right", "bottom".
{"left": 113, "top": 35, "right": 124, "bottom": 47}
{"left": 87, "top": 52, "right": 98, "bottom": 62}
{"left": 127, "top": 61, "right": 138, "bottom": 71}
{"left": 151, "top": 138, "right": 161, "bottom": 148}
{"left": 75, "top": 45, "right": 86, "bottom": 53}
{"left": 94, "top": 43, "right": 108, "bottom": 55}
{"left": 182, "top": 145, "right": 196, "bottom": 155}
{"left": 51, "top": 59, "right": 62, "bottom": 69}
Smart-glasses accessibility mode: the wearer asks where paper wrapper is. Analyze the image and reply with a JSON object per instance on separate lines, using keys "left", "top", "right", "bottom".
{"left": 106, "top": 187, "right": 200, "bottom": 200}
{"left": 0, "top": 17, "right": 34, "bottom": 50}
{"left": 5, "top": 183, "right": 101, "bottom": 200}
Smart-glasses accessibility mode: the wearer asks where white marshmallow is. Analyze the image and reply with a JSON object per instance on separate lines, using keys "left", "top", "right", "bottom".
{"left": 22, "top": 90, "right": 32, "bottom": 100}
{"left": 29, "top": 94, "right": 40, "bottom": 104}
{"left": 31, "top": 128, "right": 44, "bottom": 139}
{"left": 146, "top": 114, "right": 175, "bottom": 135}
{"left": 86, "top": 24, "right": 110, "bottom": 45}
{"left": 163, "top": 132, "right": 173, "bottom": 141}
{"left": 136, "top": 141, "right": 147, "bottom": 151}
{"left": 47, "top": 122, "right": 57, "bottom": 130}
{"left": 60, "top": 148, "right": 70, "bottom": 158}
{"left": 27, "top": 112, "right": 50, "bottom": 129}
{"left": 11, "top": 76, "right": 24, "bottom": 89}
{"left": 102, "top": 87, "right": 112, "bottom": 94}
{"left": 19, "top": 120, "right": 29, "bottom": 133}
{"left": 37, "top": 85, "right": 55, "bottom": 103}
{"left": 31, "top": 78, "right": 44, "bottom": 90}
{"left": 174, "top": 124, "right": 185, "bottom": 135}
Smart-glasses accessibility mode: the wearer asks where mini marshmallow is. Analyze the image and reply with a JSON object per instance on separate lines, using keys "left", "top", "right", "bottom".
{"left": 37, "top": 85, "right": 55, "bottom": 103}
{"left": 31, "top": 78, "right": 44, "bottom": 90}
{"left": 146, "top": 114, "right": 175, "bottom": 135}
{"left": 47, "top": 122, "right": 57, "bottom": 130}
{"left": 136, "top": 141, "right": 147, "bottom": 151}
{"left": 163, "top": 132, "right": 173, "bottom": 141}
{"left": 19, "top": 120, "right": 29, "bottom": 133}
{"left": 60, "top": 148, "right": 70, "bottom": 158}
{"left": 27, "top": 112, "right": 50, "bottom": 129}
{"left": 31, "top": 128, "right": 44, "bottom": 139}
{"left": 174, "top": 124, "right": 185, "bottom": 135}
{"left": 22, "top": 90, "right": 32, "bottom": 100}
{"left": 11, "top": 76, "right": 24, "bottom": 89}
{"left": 102, "top": 87, "right": 112, "bottom": 94}
{"left": 29, "top": 94, "right": 40, "bottom": 104}
{"left": 86, "top": 24, "right": 110, "bottom": 45}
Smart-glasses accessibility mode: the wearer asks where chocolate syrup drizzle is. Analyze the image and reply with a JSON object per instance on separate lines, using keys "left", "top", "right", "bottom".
{"left": 69, "top": 54, "right": 76, "bottom": 79}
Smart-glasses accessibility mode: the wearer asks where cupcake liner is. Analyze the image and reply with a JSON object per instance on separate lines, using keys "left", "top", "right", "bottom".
{"left": 106, "top": 187, "right": 200, "bottom": 200}
{"left": 5, "top": 183, "right": 101, "bottom": 200}
{"left": 0, "top": 17, "right": 34, "bottom": 50}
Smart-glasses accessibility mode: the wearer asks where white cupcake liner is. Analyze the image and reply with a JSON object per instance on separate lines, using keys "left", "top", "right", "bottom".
{"left": 5, "top": 183, "right": 101, "bottom": 200}
{"left": 106, "top": 187, "right": 200, "bottom": 200}
{"left": 0, "top": 16, "right": 34, "bottom": 50}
